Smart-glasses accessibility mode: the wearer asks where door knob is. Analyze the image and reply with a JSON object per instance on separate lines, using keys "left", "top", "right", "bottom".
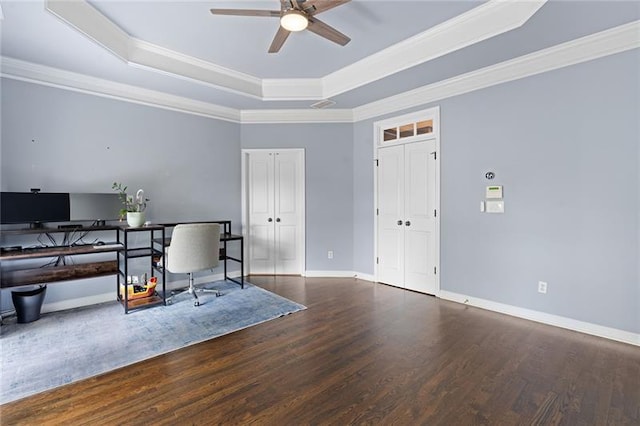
{"left": 397, "top": 220, "right": 403, "bottom": 226}
{"left": 276, "top": 218, "right": 281, "bottom": 222}
{"left": 268, "top": 218, "right": 273, "bottom": 222}
{"left": 405, "top": 221, "right": 411, "bottom": 226}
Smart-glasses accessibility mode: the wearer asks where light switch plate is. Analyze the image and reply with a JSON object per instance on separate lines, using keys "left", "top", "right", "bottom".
{"left": 486, "top": 200, "right": 504, "bottom": 213}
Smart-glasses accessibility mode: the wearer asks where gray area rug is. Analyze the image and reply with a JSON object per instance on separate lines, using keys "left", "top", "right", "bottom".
{"left": 0, "top": 280, "right": 305, "bottom": 404}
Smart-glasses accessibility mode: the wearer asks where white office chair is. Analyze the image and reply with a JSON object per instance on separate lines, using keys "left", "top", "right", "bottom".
{"left": 165, "top": 223, "right": 221, "bottom": 306}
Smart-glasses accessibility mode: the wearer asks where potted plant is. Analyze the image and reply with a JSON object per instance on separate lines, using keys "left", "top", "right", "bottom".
{"left": 112, "top": 182, "right": 149, "bottom": 227}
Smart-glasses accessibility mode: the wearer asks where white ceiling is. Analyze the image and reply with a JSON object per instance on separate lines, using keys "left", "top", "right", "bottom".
{"left": 90, "top": 1, "right": 482, "bottom": 79}
{"left": 1, "top": 0, "right": 639, "bottom": 114}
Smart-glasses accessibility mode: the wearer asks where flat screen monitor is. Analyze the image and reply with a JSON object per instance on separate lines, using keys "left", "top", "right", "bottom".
{"left": 69, "top": 193, "right": 122, "bottom": 221}
{"left": 0, "top": 192, "right": 71, "bottom": 225}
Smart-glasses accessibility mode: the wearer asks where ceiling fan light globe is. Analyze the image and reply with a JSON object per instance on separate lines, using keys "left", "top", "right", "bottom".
{"left": 280, "top": 10, "right": 308, "bottom": 32}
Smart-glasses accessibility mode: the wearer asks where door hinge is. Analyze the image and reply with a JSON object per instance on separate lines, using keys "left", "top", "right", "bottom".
{"left": 375, "top": 159, "right": 379, "bottom": 167}
{"left": 376, "top": 208, "right": 379, "bottom": 216}
{"left": 434, "top": 266, "right": 437, "bottom": 274}
{"left": 376, "top": 257, "right": 379, "bottom": 264}
{"left": 434, "top": 209, "right": 437, "bottom": 217}
{"left": 431, "top": 151, "right": 437, "bottom": 160}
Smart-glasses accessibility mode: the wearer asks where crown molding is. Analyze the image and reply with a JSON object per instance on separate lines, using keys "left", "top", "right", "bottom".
{"left": 322, "top": 0, "right": 546, "bottom": 98}
{"left": 44, "top": 0, "right": 544, "bottom": 102}
{"left": 241, "top": 108, "right": 353, "bottom": 124}
{"left": 0, "top": 56, "right": 241, "bottom": 123}
{"left": 352, "top": 20, "right": 640, "bottom": 122}
{"left": 2, "top": 21, "right": 637, "bottom": 124}
{"left": 45, "top": 0, "right": 262, "bottom": 99}
{"left": 46, "top": 0, "right": 129, "bottom": 62}
{"left": 128, "top": 39, "right": 263, "bottom": 99}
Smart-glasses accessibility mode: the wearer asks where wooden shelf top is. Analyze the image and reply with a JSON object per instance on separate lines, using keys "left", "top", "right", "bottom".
{"left": 0, "top": 243, "right": 123, "bottom": 260}
{"left": 1, "top": 260, "right": 117, "bottom": 288}
{"left": 0, "top": 224, "right": 121, "bottom": 235}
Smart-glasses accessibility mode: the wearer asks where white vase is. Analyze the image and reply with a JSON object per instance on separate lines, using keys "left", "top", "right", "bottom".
{"left": 126, "top": 212, "right": 145, "bottom": 228}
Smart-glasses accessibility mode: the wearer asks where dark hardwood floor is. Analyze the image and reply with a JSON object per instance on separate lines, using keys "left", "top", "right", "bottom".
{"left": 1, "top": 276, "right": 639, "bottom": 425}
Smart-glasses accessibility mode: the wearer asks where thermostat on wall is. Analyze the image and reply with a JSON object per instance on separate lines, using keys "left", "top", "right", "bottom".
{"left": 486, "top": 185, "right": 503, "bottom": 199}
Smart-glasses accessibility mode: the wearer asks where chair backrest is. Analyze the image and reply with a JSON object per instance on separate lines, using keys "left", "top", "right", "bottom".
{"left": 165, "top": 223, "right": 221, "bottom": 274}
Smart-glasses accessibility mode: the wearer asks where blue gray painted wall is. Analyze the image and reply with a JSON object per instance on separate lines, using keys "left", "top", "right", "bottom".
{"left": 438, "top": 51, "right": 638, "bottom": 334}
{"left": 1, "top": 79, "right": 241, "bottom": 309}
{"left": 352, "top": 121, "right": 375, "bottom": 275}
{"left": 240, "top": 123, "right": 354, "bottom": 272}
{"left": 2, "top": 49, "right": 638, "bottom": 335}
{"left": 353, "top": 50, "right": 639, "bottom": 333}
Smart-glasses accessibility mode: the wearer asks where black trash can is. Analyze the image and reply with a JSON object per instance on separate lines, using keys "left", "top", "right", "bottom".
{"left": 12, "top": 286, "right": 47, "bottom": 323}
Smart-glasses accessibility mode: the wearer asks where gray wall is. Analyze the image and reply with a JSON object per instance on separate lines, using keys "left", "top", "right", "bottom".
{"left": 241, "top": 123, "right": 354, "bottom": 272}
{"left": 353, "top": 50, "right": 639, "bottom": 333}
{"left": 1, "top": 79, "right": 241, "bottom": 309}
{"left": 352, "top": 120, "right": 375, "bottom": 275}
{"left": 2, "top": 49, "right": 638, "bottom": 335}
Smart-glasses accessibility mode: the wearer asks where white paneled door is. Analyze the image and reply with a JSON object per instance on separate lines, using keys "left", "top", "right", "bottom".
{"left": 245, "top": 150, "right": 304, "bottom": 275}
{"left": 377, "top": 140, "right": 438, "bottom": 294}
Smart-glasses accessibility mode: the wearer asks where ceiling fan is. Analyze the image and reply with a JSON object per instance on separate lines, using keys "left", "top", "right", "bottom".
{"left": 210, "top": 0, "right": 351, "bottom": 53}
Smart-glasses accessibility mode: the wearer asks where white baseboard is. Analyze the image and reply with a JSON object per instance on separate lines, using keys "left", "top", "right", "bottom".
{"left": 28, "top": 274, "right": 640, "bottom": 348}
{"left": 439, "top": 290, "right": 640, "bottom": 347}
{"left": 304, "top": 270, "right": 357, "bottom": 278}
{"left": 303, "top": 271, "right": 375, "bottom": 281}
{"left": 354, "top": 272, "right": 375, "bottom": 282}
{"left": 42, "top": 292, "right": 114, "bottom": 313}
{"left": 36, "top": 271, "right": 243, "bottom": 313}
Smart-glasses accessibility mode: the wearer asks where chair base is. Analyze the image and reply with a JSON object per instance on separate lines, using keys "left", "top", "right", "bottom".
{"left": 167, "top": 273, "right": 221, "bottom": 306}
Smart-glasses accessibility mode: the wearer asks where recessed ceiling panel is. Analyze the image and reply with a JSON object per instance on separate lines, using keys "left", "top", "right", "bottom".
{"left": 2, "top": 0, "right": 637, "bottom": 116}
{"left": 88, "top": 0, "right": 482, "bottom": 78}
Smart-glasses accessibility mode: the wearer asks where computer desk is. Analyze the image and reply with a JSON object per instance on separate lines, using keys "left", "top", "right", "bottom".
{"left": 159, "top": 221, "right": 244, "bottom": 289}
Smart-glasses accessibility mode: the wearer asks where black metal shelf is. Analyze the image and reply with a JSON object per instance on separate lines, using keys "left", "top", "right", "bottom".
{"left": 119, "top": 247, "right": 162, "bottom": 259}
{"left": 117, "top": 226, "right": 166, "bottom": 314}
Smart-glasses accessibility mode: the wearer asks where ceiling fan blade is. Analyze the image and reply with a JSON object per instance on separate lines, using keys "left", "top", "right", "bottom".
{"left": 307, "top": 17, "right": 350, "bottom": 46}
{"left": 268, "top": 26, "right": 291, "bottom": 53}
{"left": 281, "top": 0, "right": 297, "bottom": 11}
{"left": 302, "top": 0, "right": 350, "bottom": 15}
{"left": 209, "top": 9, "right": 280, "bottom": 17}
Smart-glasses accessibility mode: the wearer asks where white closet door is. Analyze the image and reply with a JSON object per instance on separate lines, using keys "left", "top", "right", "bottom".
{"left": 248, "top": 152, "right": 276, "bottom": 274}
{"left": 246, "top": 150, "right": 304, "bottom": 275}
{"left": 404, "top": 140, "right": 437, "bottom": 294}
{"left": 377, "top": 145, "right": 405, "bottom": 286}
{"left": 274, "top": 151, "right": 303, "bottom": 274}
{"left": 376, "top": 140, "right": 437, "bottom": 294}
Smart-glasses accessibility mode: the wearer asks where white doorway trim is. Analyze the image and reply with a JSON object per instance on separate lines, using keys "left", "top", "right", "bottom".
{"left": 373, "top": 106, "right": 441, "bottom": 295}
{"left": 241, "top": 148, "right": 306, "bottom": 275}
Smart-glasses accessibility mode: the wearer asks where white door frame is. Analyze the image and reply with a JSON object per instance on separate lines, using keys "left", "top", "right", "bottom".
{"left": 373, "top": 106, "right": 441, "bottom": 295}
{"left": 241, "top": 148, "right": 306, "bottom": 275}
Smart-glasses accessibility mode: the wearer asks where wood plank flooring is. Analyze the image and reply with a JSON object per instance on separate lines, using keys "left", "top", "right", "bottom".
{"left": 1, "top": 276, "right": 638, "bottom": 425}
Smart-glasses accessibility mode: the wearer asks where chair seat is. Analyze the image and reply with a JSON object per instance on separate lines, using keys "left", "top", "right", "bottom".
{"left": 165, "top": 223, "right": 221, "bottom": 306}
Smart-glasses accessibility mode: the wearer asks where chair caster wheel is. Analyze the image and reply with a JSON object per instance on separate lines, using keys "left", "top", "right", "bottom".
{"left": 167, "top": 300, "right": 172, "bottom": 305}
{"left": 194, "top": 301, "right": 200, "bottom": 307}
{"left": 216, "top": 292, "right": 221, "bottom": 297}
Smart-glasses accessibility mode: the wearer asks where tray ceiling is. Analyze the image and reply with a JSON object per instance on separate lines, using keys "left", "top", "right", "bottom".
{"left": 1, "top": 0, "right": 638, "bottom": 120}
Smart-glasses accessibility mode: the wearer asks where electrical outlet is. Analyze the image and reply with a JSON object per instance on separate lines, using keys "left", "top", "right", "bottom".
{"left": 327, "top": 250, "right": 333, "bottom": 259}
{"left": 538, "top": 281, "right": 547, "bottom": 294}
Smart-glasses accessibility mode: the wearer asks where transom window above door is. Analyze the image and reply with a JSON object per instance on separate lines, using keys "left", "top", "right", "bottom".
{"left": 382, "top": 119, "right": 434, "bottom": 143}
